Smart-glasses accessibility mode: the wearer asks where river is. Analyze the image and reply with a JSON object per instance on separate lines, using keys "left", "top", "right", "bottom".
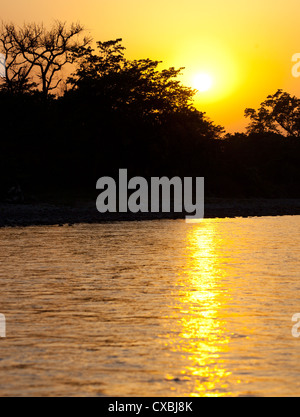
{"left": 0, "top": 216, "right": 299, "bottom": 396}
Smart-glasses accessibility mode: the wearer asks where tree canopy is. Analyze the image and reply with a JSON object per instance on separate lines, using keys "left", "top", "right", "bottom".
{"left": 0, "top": 21, "right": 90, "bottom": 96}
{"left": 0, "top": 23, "right": 299, "bottom": 202}
{"left": 68, "top": 40, "right": 198, "bottom": 115}
{"left": 245, "top": 89, "right": 300, "bottom": 137}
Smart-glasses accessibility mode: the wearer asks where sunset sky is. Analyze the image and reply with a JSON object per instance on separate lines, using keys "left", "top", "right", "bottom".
{"left": 2, "top": 0, "right": 300, "bottom": 132}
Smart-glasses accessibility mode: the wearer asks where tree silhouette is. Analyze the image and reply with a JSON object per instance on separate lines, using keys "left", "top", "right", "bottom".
{"left": 245, "top": 89, "right": 300, "bottom": 137}
{"left": 0, "top": 21, "right": 90, "bottom": 96}
{"left": 68, "top": 39, "right": 196, "bottom": 116}
{"left": 2, "top": 29, "right": 299, "bottom": 203}
{"left": 66, "top": 38, "right": 224, "bottom": 142}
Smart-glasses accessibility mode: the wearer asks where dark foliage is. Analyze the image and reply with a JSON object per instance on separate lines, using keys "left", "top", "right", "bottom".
{"left": 0, "top": 35, "right": 299, "bottom": 202}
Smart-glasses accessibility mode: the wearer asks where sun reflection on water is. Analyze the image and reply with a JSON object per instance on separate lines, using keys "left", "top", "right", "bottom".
{"left": 166, "top": 220, "right": 234, "bottom": 396}
{"left": 1, "top": 218, "right": 300, "bottom": 396}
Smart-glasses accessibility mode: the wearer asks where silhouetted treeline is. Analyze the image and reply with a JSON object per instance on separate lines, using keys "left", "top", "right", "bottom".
{"left": 1, "top": 91, "right": 299, "bottom": 201}
{"left": 0, "top": 25, "right": 299, "bottom": 202}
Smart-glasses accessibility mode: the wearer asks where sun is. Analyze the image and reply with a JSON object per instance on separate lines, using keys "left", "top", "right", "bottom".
{"left": 192, "top": 73, "right": 213, "bottom": 93}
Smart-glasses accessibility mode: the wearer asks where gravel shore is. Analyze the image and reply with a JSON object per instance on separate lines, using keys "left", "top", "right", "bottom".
{"left": 0, "top": 198, "right": 300, "bottom": 227}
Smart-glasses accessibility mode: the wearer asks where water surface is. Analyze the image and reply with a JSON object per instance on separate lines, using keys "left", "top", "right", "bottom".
{"left": 0, "top": 216, "right": 300, "bottom": 396}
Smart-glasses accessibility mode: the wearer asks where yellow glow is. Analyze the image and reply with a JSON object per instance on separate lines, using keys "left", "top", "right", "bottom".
{"left": 160, "top": 220, "right": 238, "bottom": 396}
{"left": 192, "top": 73, "right": 213, "bottom": 93}
{"left": 160, "top": 219, "right": 264, "bottom": 396}
{"left": 2, "top": 0, "right": 300, "bottom": 131}
{"left": 176, "top": 38, "right": 240, "bottom": 106}
{"left": 177, "top": 222, "right": 232, "bottom": 396}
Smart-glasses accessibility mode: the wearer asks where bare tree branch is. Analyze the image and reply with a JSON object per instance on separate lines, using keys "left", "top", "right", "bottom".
{"left": 0, "top": 21, "right": 91, "bottom": 96}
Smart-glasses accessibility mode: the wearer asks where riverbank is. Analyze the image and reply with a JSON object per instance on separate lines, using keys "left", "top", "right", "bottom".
{"left": 0, "top": 198, "right": 300, "bottom": 227}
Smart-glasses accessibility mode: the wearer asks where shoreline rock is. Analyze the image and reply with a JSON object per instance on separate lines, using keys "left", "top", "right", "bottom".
{"left": 0, "top": 198, "right": 300, "bottom": 227}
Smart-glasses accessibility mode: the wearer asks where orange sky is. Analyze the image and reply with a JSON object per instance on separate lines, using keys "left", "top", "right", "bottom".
{"left": 2, "top": 0, "right": 300, "bottom": 132}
